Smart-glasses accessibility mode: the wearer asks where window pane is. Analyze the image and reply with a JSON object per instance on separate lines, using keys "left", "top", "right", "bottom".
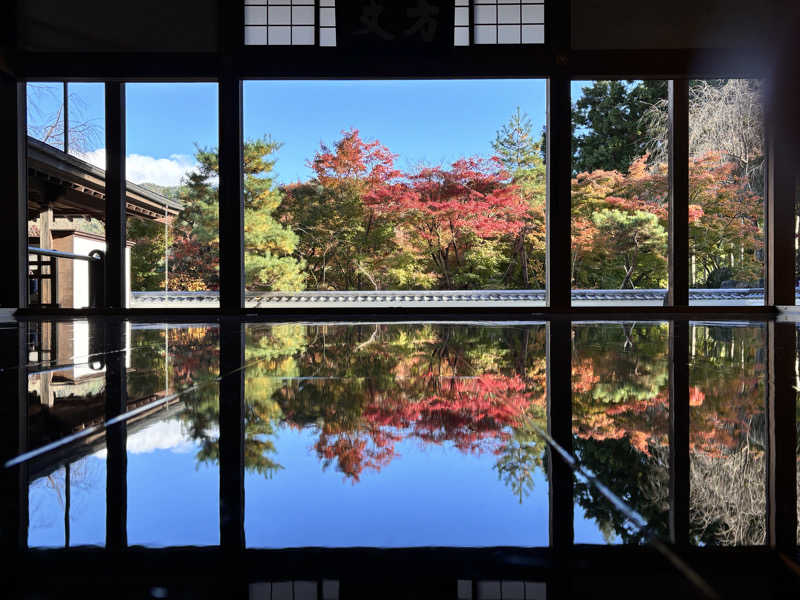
{"left": 571, "top": 80, "right": 669, "bottom": 307}
{"left": 242, "top": 80, "right": 546, "bottom": 308}
{"left": 125, "top": 83, "right": 219, "bottom": 309}
{"left": 26, "top": 82, "right": 106, "bottom": 309}
{"left": 688, "top": 79, "right": 765, "bottom": 306}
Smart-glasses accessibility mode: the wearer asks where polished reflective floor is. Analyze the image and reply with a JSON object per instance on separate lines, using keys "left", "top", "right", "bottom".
{"left": 2, "top": 318, "right": 799, "bottom": 599}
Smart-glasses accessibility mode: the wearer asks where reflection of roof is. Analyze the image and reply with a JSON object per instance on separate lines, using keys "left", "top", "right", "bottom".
{"left": 27, "top": 136, "right": 183, "bottom": 222}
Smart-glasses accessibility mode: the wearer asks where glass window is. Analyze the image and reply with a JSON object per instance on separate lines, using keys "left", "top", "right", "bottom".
{"left": 245, "top": 0, "right": 337, "bottom": 46}
{"left": 570, "top": 80, "right": 669, "bottom": 307}
{"left": 125, "top": 83, "right": 220, "bottom": 309}
{"left": 242, "top": 79, "right": 546, "bottom": 308}
{"left": 687, "top": 80, "right": 765, "bottom": 306}
{"left": 26, "top": 82, "right": 106, "bottom": 309}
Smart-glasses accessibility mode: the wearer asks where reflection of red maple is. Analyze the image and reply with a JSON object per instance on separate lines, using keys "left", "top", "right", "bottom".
{"left": 311, "top": 374, "right": 542, "bottom": 482}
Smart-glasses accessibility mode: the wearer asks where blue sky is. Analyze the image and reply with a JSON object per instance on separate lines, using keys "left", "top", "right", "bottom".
{"left": 28, "top": 80, "right": 564, "bottom": 187}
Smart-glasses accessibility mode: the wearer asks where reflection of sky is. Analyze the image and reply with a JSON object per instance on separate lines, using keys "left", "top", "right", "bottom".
{"left": 28, "top": 455, "right": 106, "bottom": 548}
{"left": 246, "top": 425, "right": 550, "bottom": 548}
{"left": 29, "top": 413, "right": 615, "bottom": 548}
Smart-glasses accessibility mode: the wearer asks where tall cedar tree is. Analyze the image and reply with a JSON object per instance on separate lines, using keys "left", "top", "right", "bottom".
{"left": 492, "top": 108, "right": 547, "bottom": 288}
{"left": 572, "top": 80, "right": 667, "bottom": 174}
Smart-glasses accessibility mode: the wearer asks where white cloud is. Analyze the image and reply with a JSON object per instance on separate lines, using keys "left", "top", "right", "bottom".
{"left": 94, "top": 418, "right": 195, "bottom": 458}
{"left": 78, "top": 149, "right": 198, "bottom": 187}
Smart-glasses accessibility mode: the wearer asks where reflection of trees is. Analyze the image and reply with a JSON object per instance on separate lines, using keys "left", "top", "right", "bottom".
{"left": 273, "top": 325, "right": 548, "bottom": 483}
{"left": 688, "top": 326, "right": 767, "bottom": 546}
{"left": 571, "top": 323, "right": 671, "bottom": 543}
{"left": 570, "top": 323, "right": 768, "bottom": 546}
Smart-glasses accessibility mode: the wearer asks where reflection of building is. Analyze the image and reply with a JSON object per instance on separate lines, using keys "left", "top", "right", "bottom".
{"left": 27, "top": 137, "right": 181, "bottom": 308}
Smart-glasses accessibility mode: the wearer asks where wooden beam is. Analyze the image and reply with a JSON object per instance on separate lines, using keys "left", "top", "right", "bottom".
{"left": 104, "top": 82, "right": 127, "bottom": 308}
{"left": 667, "top": 80, "right": 689, "bottom": 307}
{"left": 0, "top": 75, "right": 28, "bottom": 309}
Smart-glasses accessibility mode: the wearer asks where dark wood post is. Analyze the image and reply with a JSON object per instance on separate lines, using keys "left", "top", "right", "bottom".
{"left": 766, "top": 131, "right": 796, "bottom": 306}
{"left": 104, "top": 82, "right": 127, "bottom": 309}
{"left": 546, "top": 77, "right": 572, "bottom": 308}
{"left": 668, "top": 79, "right": 689, "bottom": 307}
{"left": 218, "top": 69, "right": 244, "bottom": 312}
{"left": 0, "top": 75, "right": 28, "bottom": 310}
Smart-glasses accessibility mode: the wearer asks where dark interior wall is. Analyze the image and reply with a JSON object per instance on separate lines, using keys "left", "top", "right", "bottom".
{"left": 18, "top": 0, "right": 785, "bottom": 54}
{"left": 19, "top": 0, "right": 219, "bottom": 52}
{"left": 571, "top": 0, "right": 777, "bottom": 50}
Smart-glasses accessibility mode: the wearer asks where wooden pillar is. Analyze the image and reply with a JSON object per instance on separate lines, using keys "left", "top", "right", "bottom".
{"left": 546, "top": 77, "right": 572, "bottom": 308}
{"left": 766, "top": 131, "right": 796, "bottom": 306}
{"left": 547, "top": 320, "right": 573, "bottom": 550}
{"left": 104, "top": 82, "right": 127, "bottom": 309}
{"left": 0, "top": 75, "right": 28, "bottom": 309}
{"left": 669, "top": 320, "right": 690, "bottom": 545}
{"left": 766, "top": 321, "right": 796, "bottom": 551}
{"left": 668, "top": 80, "right": 689, "bottom": 307}
{"left": 218, "top": 67, "right": 244, "bottom": 312}
{"left": 219, "top": 318, "right": 245, "bottom": 549}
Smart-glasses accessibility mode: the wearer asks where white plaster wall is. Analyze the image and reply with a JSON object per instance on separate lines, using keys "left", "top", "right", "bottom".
{"left": 71, "top": 237, "right": 132, "bottom": 309}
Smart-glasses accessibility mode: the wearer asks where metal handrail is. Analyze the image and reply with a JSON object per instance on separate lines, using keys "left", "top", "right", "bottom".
{"left": 28, "top": 246, "right": 102, "bottom": 262}
{"left": 28, "top": 246, "right": 105, "bottom": 308}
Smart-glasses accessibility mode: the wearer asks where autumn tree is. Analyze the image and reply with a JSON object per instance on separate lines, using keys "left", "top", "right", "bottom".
{"left": 492, "top": 108, "right": 547, "bottom": 288}
{"left": 591, "top": 209, "right": 667, "bottom": 289}
{"left": 278, "top": 129, "right": 427, "bottom": 290}
{"left": 367, "top": 157, "right": 528, "bottom": 289}
{"left": 169, "top": 138, "right": 305, "bottom": 291}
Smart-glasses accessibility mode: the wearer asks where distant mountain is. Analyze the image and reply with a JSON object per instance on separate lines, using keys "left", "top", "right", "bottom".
{"left": 139, "top": 182, "right": 182, "bottom": 200}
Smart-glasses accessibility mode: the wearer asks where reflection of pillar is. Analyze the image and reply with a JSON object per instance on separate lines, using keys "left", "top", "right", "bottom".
{"left": 546, "top": 320, "right": 573, "bottom": 550}
{"left": 0, "top": 324, "right": 28, "bottom": 551}
{"left": 64, "top": 462, "right": 70, "bottom": 548}
{"left": 669, "top": 320, "right": 690, "bottom": 545}
{"left": 105, "top": 320, "right": 127, "bottom": 549}
{"left": 219, "top": 319, "right": 244, "bottom": 550}
{"left": 766, "top": 322, "right": 797, "bottom": 552}
{"left": 38, "top": 372, "right": 54, "bottom": 407}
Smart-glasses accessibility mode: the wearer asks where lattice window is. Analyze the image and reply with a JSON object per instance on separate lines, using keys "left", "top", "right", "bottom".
{"left": 455, "top": 0, "right": 545, "bottom": 46}
{"left": 244, "top": 0, "right": 336, "bottom": 46}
